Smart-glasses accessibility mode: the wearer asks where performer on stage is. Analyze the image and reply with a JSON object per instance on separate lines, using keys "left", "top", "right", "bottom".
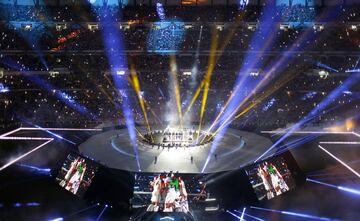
{"left": 264, "top": 162, "right": 289, "bottom": 196}
{"left": 59, "top": 157, "right": 80, "bottom": 187}
{"left": 258, "top": 165, "right": 275, "bottom": 199}
{"left": 65, "top": 159, "right": 87, "bottom": 194}
{"left": 164, "top": 173, "right": 179, "bottom": 212}
{"left": 149, "top": 175, "right": 163, "bottom": 212}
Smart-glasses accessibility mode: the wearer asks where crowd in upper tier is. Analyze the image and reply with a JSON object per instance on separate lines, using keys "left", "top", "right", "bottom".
{"left": 0, "top": 4, "right": 359, "bottom": 132}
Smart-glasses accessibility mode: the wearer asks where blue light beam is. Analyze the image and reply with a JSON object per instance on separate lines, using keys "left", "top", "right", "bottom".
{"left": 93, "top": 6, "right": 141, "bottom": 171}
{"left": 255, "top": 74, "right": 360, "bottom": 162}
{"left": 250, "top": 206, "right": 342, "bottom": 221}
{"left": 95, "top": 205, "right": 108, "bottom": 221}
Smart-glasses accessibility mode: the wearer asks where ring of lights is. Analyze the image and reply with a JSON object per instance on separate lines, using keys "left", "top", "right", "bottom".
{"left": 138, "top": 127, "right": 214, "bottom": 148}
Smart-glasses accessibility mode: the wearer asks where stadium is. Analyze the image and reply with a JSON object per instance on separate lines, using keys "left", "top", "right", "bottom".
{"left": 0, "top": 0, "right": 360, "bottom": 220}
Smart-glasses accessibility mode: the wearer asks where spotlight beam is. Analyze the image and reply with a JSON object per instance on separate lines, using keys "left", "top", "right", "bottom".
{"left": 170, "top": 55, "right": 183, "bottom": 127}
{"left": 1, "top": 58, "right": 95, "bottom": 118}
{"left": 319, "top": 142, "right": 360, "bottom": 145}
{"left": 0, "top": 127, "right": 104, "bottom": 173}
{"left": 129, "top": 61, "right": 152, "bottom": 134}
{"left": 352, "top": 132, "right": 360, "bottom": 138}
{"left": 66, "top": 204, "right": 99, "bottom": 218}
{"left": 307, "top": 178, "right": 360, "bottom": 196}
{"left": 184, "top": 13, "right": 245, "bottom": 117}
{"left": 95, "top": 205, "right": 108, "bottom": 221}
{"left": 250, "top": 206, "right": 341, "bottom": 221}
{"left": 204, "top": 71, "right": 297, "bottom": 143}
{"left": 203, "top": 6, "right": 344, "bottom": 160}
{"left": 183, "top": 81, "right": 204, "bottom": 116}
{"left": 318, "top": 144, "right": 360, "bottom": 178}
{"left": 93, "top": 6, "right": 141, "bottom": 171}
{"left": 204, "top": 5, "right": 279, "bottom": 135}
{"left": 255, "top": 73, "right": 360, "bottom": 162}
{"left": 261, "top": 131, "right": 355, "bottom": 135}
{"left": 226, "top": 210, "right": 247, "bottom": 221}
{"left": 0, "top": 128, "right": 22, "bottom": 137}
{"left": 0, "top": 138, "right": 54, "bottom": 172}
{"left": 0, "top": 137, "right": 53, "bottom": 140}
{"left": 127, "top": 75, "right": 163, "bottom": 125}
{"left": 197, "top": 28, "right": 219, "bottom": 140}
{"left": 234, "top": 210, "right": 265, "bottom": 221}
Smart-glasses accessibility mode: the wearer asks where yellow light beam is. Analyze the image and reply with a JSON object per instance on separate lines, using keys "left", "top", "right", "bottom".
{"left": 197, "top": 28, "right": 219, "bottom": 141}
{"left": 183, "top": 80, "right": 205, "bottom": 116}
{"left": 183, "top": 13, "right": 245, "bottom": 117}
{"left": 204, "top": 67, "right": 274, "bottom": 138}
{"left": 134, "top": 126, "right": 148, "bottom": 141}
{"left": 127, "top": 72, "right": 163, "bottom": 126}
{"left": 208, "top": 71, "right": 299, "bottom": 140}
{"left": 129, "top": 62, "right": 152, "bottom": 134}
{"left": 170, "top": 55, "right": 183, "bottom": 128}
{"left": 204, "top": 20, "right": 281, "bottom": 135}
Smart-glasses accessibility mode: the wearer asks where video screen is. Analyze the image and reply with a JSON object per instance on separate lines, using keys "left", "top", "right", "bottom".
{"left": 245, "top": 157, "right": 296, "bottom": 200}
{"left": 55, "top": 153, "right": 98, "bottom": 197}
{"left": 132, "top": 172, "right": 208, "bottom": 213}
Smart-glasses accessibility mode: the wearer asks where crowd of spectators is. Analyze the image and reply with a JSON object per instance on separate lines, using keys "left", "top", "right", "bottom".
{"left": 0, "top": 3, "right": 359, "bottom": 23}
{"left": 0, "top": 4, "right": 359, "bottom": 133}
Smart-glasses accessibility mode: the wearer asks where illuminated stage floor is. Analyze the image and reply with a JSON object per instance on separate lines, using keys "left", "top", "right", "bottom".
{"left": 79, "top": 127, "right": 273, "bottom": 173}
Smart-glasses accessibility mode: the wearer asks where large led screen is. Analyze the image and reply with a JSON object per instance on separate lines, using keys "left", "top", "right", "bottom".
{"left": 132, "top": 172, "right": 208, "bottom": 213}
{"left": 245, "top": 156, "right": 296, "bottom": 200}
{"left": 55, "top": 153, "right": 98, "bottom": 197}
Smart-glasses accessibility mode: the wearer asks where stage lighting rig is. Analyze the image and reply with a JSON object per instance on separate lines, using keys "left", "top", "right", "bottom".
{"left": 183, "top": 71, "right": 192, "bottom": 76}
{"left": 116, "top": 69, "right": 127, "bottom": 76}
{"left": 313, "top": 24, "right": 324, "bottom": 32}
{"left": 21, "top": 23, "right": 32, "bottom": 31}
{"left": 318, "top": 70, "right": 329, "bottom": 79}
{"left": 120, "top": 24, "right": 130, "bottom": 30}
{"left": 247, "top": 23, "right": 257, "bottom": 31}
{"left": 280, "top": 23, "right": 291, "bottom": 31}
{"left": 216, "top": 25, "right": 224, "bottom": 31}
{"left": 55, "top": 23, "right": 67, "bottom": 31}
{"left": 350, "top": 25, "right": 358, "bottom": 31}
{"left": 88, "top": 23, "right": 99, "bottom": 31}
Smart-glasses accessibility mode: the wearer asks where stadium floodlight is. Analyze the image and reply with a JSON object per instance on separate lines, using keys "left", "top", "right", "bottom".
{"left": 120, "top": 25, "right": 130, "bottom": 30}
{"left": 250, "top": 206, "right": 339, "bottom": 221}
{"left": 88, "top": 23, "right": 99, "bottom": 31}
{"left": 55, "top": 23, "right": 67, "bottom": 31}
{"left": 49, "top": 71, "right": 60, "bottom": 77}
{"left": 216, "top": 25, "right": 224, "bottom": 31}
{"left": 0, "top": 83, "right": 9, "bottom": 93}
{"left": 22, "top": 24, "right": 32, "bottom": 31}
{"left": 116, "top": 70, "right": 126, "bottom": 76}
{"left": 280, "top": 23, "right": 291, "bottom": 31}
{"left": 249, "top": 71, "right": 260, "bottom": 77}
{"left": 319, "top": 70, "right": 329, "bottom": 79}
{"left": 247, "top": 23, "right": 257, "bottom": 31}
{"left": 48, "top": 218, "right": 63, "bottom": 221}
{"left": 313, "top": 24, "right": 324, "bottom": 32}
{"left": 183, "top": 71, "right": 192, "bottom": 76}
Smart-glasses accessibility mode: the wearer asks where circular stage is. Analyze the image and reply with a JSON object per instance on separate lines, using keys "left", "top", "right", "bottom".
{"left": 78, "top": 127, "right": 273, "bottom": 173}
